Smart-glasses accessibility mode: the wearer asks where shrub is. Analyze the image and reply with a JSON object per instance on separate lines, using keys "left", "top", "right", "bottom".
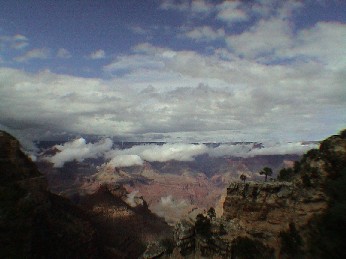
{"left": 231, "top": 237, "right": 274, "bottom": 259}
{"left": 277, "top": 168, "right": 294, "bottom": 181}
{"left": 279, "top": 223, "right": 303, "bottom": 258}
{"left": 195, "top": 214, "right": 211, "bottom": 239}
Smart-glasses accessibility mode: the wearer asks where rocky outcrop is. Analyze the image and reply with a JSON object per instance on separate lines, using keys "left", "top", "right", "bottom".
{"left": 174, "top": 220, "right": 196, "bottom": 256}
{"left": 0, "top": 131, "right": 101, "bottom": 258}
{"left": 78, "top": 183, "right": 173, "bottom": 258}
{"left": 220, "top": 130, "right": 346, "bottom": 258}
{"left": 159, "top": 130, "right": 346, "bottom": 259}
{"left": 1, "top": 131, "right": 173, "bottom": 258}
{"left": 222, "top": 180, "right": 327, "bottom": 257}
{"left": 0, "top": 131, "right": 41, "bottom": 181}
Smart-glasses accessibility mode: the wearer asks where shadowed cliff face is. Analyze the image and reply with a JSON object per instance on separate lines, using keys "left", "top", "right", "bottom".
{"left": 0, "top": 130, "right": 173, "bottom": 258}
{"left": 0, "top": 131, "right": 41, "bottom": 181}
{"left": 0, "top": 130, "right": 101, "bottom": 258}
{"left": 77, "top": 183, "right": 173, "bottom": 259}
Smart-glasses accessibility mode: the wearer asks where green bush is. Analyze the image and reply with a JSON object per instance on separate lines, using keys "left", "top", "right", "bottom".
{"left": 277, "top": 168, "right": 294, "bottom": 181}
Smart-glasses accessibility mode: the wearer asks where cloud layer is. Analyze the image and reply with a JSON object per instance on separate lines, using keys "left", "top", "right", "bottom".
{"left": 46, "top": 138, "right": 318, "bottom": 168}
{"left": 47, "top": 137, "right": 113, "bottom": 167}
{"left": 0, "top": 1, "right": 345, "bottom": 144}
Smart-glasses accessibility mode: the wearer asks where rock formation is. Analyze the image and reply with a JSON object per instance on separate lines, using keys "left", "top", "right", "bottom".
{"left": 0, "top": 131, "right": 101, "bottom": 258}
{"left": 153, "top": 129, "right": 346, "bottom": 259}
{"left": 0, "top": 131, "right": 172, "bottom": 258}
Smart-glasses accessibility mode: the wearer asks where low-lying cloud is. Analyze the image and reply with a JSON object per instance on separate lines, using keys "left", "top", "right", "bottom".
{"left": 47, "top": 137, "right": 113, "bottom": 167}
{"left": 46, "top": 137, "right": 318, "bottom": 168}
{"left": 152, "top": 195, "right": 191, "bottom": 224}
{"left": 104, "top": 143, "right": 208, "bottom": 168}
{"left": 107, "top": 154, "right": 143, "bottom": 168}
{"left": 209, "top": 142, "right": 318, "bottom": 158}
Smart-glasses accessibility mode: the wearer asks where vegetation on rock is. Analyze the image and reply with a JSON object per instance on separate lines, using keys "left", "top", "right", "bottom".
{"left": 259, "top": 167, "right": 273, "bottom": 181}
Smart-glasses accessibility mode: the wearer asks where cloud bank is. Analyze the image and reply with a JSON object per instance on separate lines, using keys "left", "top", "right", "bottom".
{"left": 47, "top": 137, "right": 113, "bottom": 167}
{"left": 0, "top": 1, "right": 345, "bottom": 144}
{"left": 46, "top": 138, "right": 318, "bottom": 168}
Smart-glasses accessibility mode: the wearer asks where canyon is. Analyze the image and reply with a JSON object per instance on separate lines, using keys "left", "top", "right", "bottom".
{"left": 1, "top": 130, "right": 345, "bottom": 258}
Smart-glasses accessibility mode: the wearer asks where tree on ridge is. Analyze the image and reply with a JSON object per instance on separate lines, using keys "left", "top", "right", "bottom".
{"left": 240, "top": 174, "right": 247, "bottom": 183}
{"left": 259, "top": 167, "right": 273, "bottom": 182}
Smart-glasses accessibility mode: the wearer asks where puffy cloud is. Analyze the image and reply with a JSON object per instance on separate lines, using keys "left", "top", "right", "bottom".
{"left": 191, "top": 0, "right": 213, "bottom": 14}
{"left": 246, "top": 142, "right": 318, "bottom": 157}
{"left": 11, "top": 34, "right": 29, "bottom": 49}
{"left": 1, "top": 2, "right": 345, "bottom": 144}
{"left": 152, "top": 195, "right": 191, "bottom": 223}
{"left": 41, "top": 134, "right": 318, "bottom": 168}
{"left": 47, "top": 137, "right": 113, "bottom": 167}
{"left": 226, "top": 17, "right": 292, "bottom": 59}
{"left": 288, "top": 22, "right": 346, "bottom": 70}
{"left": 106, "top": 143, "right": 208, "bottom": 165}
{"left": 216, "top": 1, "right": 249, "bottom": 24}
{"left": 183, "top": 26, "right": 225, "bottom": 42}
{"left": 125, "top": 190, "right": 140, "bottom": 207}
{"left": 15, "top": 48, "right": 50, "bottom": 62}
{"left": 208, "top": 142, "right": 318, "bottom": 158}
{"left": 57, "top": 48, "right": 71, "bottom": 59}
{"left": 140, "top": 143, "right": 208, "bottom": 162}
{"left": 0, "top": 34, "right": 29, "bottom": 50}
{"left": 88, "top": 49, "right": 106, "bottom": 59}
{"left": 107, "top": 155, "right": 143, "bottom": 168}
{"left": 102, "top": 141, "right": 317, "bottom": 168}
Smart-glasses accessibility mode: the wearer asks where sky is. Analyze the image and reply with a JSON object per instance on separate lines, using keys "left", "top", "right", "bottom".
{"left": 0, "top": 0, "right": 345, "bottom": 144}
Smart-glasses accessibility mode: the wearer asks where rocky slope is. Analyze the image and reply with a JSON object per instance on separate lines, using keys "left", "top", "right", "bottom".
{"left": 0, "top": 131, "right": 172, "bottom": 258}
{"left": 0, "top": 131, "right": 101, "bottom": 258}
{"left": 77, "top": 183, "right": 172, "bottom": 258}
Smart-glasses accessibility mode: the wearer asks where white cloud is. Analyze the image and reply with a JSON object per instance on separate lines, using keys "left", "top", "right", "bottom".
{"left": 0, "top": 34, "right": 29, "bottom": 50}
{"left": 88, "top": 49, "right": 106, "bottom": 59}
{"left": 125, "top": 190, "right": 140, "bottom": 207}
{"left": 43, "top": 136, "right": 318, "bottom": 168}
{"left": 226, "top": 17, "right": 292, "bottom": 59}
{"left": 247, "top": 142, "right": 318, "bottom": 157}
{"left": 107, "top": 155, "right": 143, "bottom": 168}
{"left": 183, "top": 26, "right": 225, "bottom": 42}
{"left": 160, "top": 0, "right": 189, "bottom": 12}
{"left": 57, "top": 48, "right": 71, "bottom": 59}
{"left": 14, "top": 48, "right": 50, "bottom": 62}
{"left": 208, "top": 142, "right": 318, "bottom": 158}
{"left": 191, "top": 0, "right": 213, "bottom": 14}
{"left": 289, "top": 22, "right": 346, "bottom": 70}
{"left": 1, "top": 8, "right": 346, "bottom": 144}
{"left": 46, "top": 137, "right": 113, "bottom": 167}
{"left": 216, "top": 1, "right": 249, "bottom": 24}
{"left": 106, "top": 143, "right": 208, "bottom": 164}
{"left": 153, "top": 195, "right": 190, "bottom": 223}
{"left": 140, "top": 143, "right": 208, "bottom": 162}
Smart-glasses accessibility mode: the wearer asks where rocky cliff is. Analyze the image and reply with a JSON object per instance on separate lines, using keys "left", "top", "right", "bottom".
{"left": 0, "top": 131, "right": 101, "bottom": 258}
{"left": 222, "top": 180, "right": 327, "bottom": 257}
{"left": 221, "top": 130, "right": 345, "bottom": 258}
{"left": 155, "top": 130, "right": 346, "bottom": 259}
{"left": 0, "top": 130, "right": 174, "bottom": 258}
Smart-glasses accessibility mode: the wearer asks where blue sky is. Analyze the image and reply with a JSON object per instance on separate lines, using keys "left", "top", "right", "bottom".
{"left": 0, "top": 0, "right": 345, "bottom": 144}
